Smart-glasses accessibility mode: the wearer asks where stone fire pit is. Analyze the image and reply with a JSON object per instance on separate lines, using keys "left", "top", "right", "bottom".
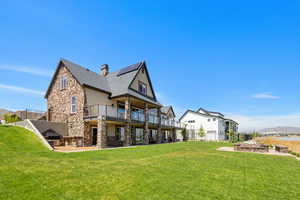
{"left": 234, "top": 143, "right": 269, "bottom": 153}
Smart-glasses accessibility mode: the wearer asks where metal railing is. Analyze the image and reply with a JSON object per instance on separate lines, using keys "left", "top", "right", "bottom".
{"left": 131, "top": 111, "right": 145, "bottom": 123}
{"left": 84, "top": 104, "right": 184, "bottom": 128}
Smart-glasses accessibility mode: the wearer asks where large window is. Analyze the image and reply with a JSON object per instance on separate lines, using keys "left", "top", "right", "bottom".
{"left": 138, "top": 81, "right": 147, "bottom": 95}
{"left": 71, "top": 96, "right": 77, "bottom": 113}
{"left": 60, "top": 75, "right": 68, "bottom": 90}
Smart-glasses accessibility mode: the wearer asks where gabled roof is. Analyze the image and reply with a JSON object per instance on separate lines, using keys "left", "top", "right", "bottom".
{"left": 45, "top": 58, "right": 161, "bottom": 106}
{"left": 161, "top": 106, "right": 176, "bottom": 117}
{"left": 196, "top": 107, "right": 224, "bottom": 117}
{"left": 224, "top": 118, "right": 239, "bottom": 125}
{"left": 197, "top": 108, "right": 209, "bottom": 114}
{"left": 179, "top": 109, "right": 225, "bottom": 121}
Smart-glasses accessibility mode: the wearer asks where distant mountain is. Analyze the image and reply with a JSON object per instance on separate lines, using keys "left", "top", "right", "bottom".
{"left": 259, "top": 127, "right": 300, "bottom": 135}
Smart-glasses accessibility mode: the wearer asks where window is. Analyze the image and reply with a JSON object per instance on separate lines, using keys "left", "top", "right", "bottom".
{"left": 117, "top": 104, "right": 125, "bottom": 119}
{"left": 208, "top": 119, "right": 211, "bottom": 122}
{"left": 138, "top": 81, "right": 147, "bottom": 95}
{"left": 188, "top": 120, "right": 195, "bottom": 123}
{"left": 213, "top": 118, "right": 216, "bottom": 121}
{"left": 60, "top": 75, "right": 68, "bottom": 90}
{"left": 71, "top": 96, "right": 77, "bottom": 113}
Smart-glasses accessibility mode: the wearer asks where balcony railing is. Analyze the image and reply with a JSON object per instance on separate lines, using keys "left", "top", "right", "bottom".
{"left": 84, "top": 104, "right": 184, "bottom": 128}
{"left": 149, "top": 114, "right": 159, "bottom": 125}
{"left": 84, "top": 104, "right": 126, "bottom": 121}
{"left": 131, "top": 111, "right": 145, "bottom": 123}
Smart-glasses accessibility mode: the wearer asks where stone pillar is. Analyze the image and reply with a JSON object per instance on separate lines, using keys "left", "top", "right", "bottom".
{"left": 157, "top": 107, "right": 162, "bottom": 144}
{"left": 125, "top": 97, "right": 131, "bottom": 121}
{"left": 97, "top": 119, "right": 107, "bottom": 149}
{"left": 144, "top": 103, "right": 149, "bottom": 145}
{"left": 124, "top": 124, "right": 131, "bottom": 146}
{"left": 172, "top": 128, "right": 177, "bottom": 142}
{"left": 124, "top": 97, "right": 131, "bottom": 146}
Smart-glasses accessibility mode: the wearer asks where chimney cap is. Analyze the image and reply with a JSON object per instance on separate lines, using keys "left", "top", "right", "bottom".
{"left": 101, "top": 64, "right": 109, "bottom": 69}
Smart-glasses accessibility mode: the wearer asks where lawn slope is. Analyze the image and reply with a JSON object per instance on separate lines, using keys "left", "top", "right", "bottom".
{"left": 0, "top": 126, "right": 299, "bottom": 200}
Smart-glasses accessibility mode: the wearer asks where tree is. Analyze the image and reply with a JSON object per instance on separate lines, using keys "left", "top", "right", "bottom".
{"left": 227, "top": 129, "right": 235, "bottom": 143}
{"left": 181, "top": 124, "right": 188, "bottom": 141}
{"left": 4, "top": 113, "right": 21, "bottom": 123}
{"left": 198, "top": 126, "right": 205, "bottom": 140}
{"left": 251, "top": 131, "right": 259, "bottom": 139}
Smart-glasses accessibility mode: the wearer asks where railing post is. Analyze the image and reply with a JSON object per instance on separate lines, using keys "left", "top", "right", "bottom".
{"left": 157, "top": 107, "right": 162, "bottom": 143}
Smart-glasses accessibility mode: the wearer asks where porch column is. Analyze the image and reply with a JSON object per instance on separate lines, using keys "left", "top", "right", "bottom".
{"left": 172, "top": 128, "right": 177, "bottom": 142}
{"left": 97, "top": 119, "right": 107, "bottom": 149}
{"left": 124, "top": 97, "right": 131, "bottom": 146}
{"left": 157, "top": 107, "right": 162, "bottom": 143}
{"left": 144, "top": 103, "right": 149, "bottom": 145}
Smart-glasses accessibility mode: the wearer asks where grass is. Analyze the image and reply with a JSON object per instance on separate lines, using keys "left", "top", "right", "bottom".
{"left": 256, "top": 137, "right": 300, "bottom": 154}
{"left": 0, "top": 126, "right": 300, "bottom": 200}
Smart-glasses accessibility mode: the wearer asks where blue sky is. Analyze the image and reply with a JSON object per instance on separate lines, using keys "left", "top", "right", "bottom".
{"left": 1, "top": 0, "right": 300, "bottom": 131}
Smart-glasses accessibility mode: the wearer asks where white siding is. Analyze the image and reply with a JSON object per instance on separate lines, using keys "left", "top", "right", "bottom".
{"left": 180, "top": 111, "right": 226, "bottom": 141}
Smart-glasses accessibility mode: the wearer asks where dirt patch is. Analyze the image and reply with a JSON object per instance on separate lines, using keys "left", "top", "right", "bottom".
{"left": 256, "top": 137, "right": 300, "bottom": 154}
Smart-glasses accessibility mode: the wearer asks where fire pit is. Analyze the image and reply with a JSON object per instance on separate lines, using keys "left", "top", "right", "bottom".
{"left": 234, "top": 143, "right": 269, "bottom": 153}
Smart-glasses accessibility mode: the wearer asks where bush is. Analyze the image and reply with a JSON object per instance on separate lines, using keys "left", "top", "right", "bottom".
{"left": 4, "top": 113, "right": 21, "bottom": 123}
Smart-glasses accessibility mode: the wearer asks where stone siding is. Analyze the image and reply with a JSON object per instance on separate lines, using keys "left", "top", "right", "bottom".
{"left": 47, "top": 64, "right": 85, "bottom": 137}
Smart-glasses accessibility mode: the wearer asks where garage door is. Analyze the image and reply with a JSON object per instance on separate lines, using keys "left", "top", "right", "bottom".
{"left": 206, "top": 131, "right": 216, "bottom": 141}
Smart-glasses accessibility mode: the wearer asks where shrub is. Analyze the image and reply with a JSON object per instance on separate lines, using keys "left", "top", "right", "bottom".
{"left": 198, "top": 126, "right": 205, "bottom": 140}
{"left": 4, "top": 113, "right": 21, "bottom": 123}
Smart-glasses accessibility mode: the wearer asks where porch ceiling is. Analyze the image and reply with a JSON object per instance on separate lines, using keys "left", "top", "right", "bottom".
{"left": 112, "top": 96, "right": 160, "bottom": 109}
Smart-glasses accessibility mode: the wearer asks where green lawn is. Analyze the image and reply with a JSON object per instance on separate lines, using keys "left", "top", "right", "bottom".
{"left": 0, "top": 126, "right": 299, "bottom": 200}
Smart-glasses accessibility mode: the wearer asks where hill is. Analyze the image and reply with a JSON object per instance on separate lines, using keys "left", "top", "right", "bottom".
{"left": 0, "top": 125, "right": 49, "bottom": 152}
{"left": 0, "top": 108, "right": 10, "bottom": 120}
{"left": 259, "top": 127, "right": 300, "bottom": 135}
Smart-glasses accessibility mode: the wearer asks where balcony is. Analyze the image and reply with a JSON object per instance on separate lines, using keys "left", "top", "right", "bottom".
{"left": 149, "top": 114, "right": 159, "bottom": 125}
{"left": 83, "top": 104, "right": 184, "bottom": 128}
{"left": 131, "top": 111, "right": 145, "bottom": 123}
{"left": 84, "top": 105, "right": 126, "bottom": 122}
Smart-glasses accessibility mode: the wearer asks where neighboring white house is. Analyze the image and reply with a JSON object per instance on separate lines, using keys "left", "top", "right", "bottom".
{"left": 179, "top": 108, "right": 238, "bottom": 141}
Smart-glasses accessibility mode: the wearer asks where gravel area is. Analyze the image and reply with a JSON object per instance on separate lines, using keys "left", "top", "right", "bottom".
{"left": 217, "top": 147, "right": 300, "bottom": 161}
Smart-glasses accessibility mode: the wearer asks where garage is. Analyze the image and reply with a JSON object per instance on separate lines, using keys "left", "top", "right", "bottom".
{"left": 206, "top": 130, "right": 216, "bottom": 141}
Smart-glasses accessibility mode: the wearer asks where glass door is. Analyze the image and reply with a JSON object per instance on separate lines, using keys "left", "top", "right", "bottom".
{"left": 135, "top": 128, "right": 144, "bottom": 144}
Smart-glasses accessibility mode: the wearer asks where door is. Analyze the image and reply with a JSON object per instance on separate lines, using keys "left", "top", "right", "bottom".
{"left": 92, "top": 128, "right": 98, "bottom": 145}
{"left": 206, "top": 131, "right": 216, "bottom": 141}
{"left": 116, "top": 127, "right": 125, "bottom": 142}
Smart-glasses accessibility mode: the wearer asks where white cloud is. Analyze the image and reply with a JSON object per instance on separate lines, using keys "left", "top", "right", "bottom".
{"left": 0, "top": 65, "right": 53, "bottom": 77}
{"left": 252, "top": 93, "right": 280, "bottom": 99}
{"left": 227, "top": 113, "right": 300, "bottom": 132}
{"left": 0, "top": 83, "right": 44, "bottom": 96}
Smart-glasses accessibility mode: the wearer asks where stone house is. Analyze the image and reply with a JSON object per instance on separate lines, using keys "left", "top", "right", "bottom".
{"left": 45, "top": 58, "right": 183, "bottom": 148}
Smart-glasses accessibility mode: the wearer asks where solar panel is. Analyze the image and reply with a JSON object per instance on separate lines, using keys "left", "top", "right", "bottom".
{"left": 117, "top": 62, "right": 141, "bottom": 76}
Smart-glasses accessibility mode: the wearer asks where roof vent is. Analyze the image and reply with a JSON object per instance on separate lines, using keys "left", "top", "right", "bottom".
{"left": 101, "top": 64, "right": 109, "bottom": 76}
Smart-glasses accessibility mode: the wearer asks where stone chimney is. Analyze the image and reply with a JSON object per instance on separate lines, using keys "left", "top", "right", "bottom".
{"left": 101, "top": 64, "right": 109, "bottom": 76}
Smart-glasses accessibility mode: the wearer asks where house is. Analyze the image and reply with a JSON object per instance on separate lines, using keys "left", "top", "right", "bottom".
{"left": 224, "top": 118, "right": 239, "bottom": 140}
{"left": 179, "top": 108, "right": 238, "bottom": 141}
{"left": 45, "top": 58, "right": 183, "bottom": 148}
